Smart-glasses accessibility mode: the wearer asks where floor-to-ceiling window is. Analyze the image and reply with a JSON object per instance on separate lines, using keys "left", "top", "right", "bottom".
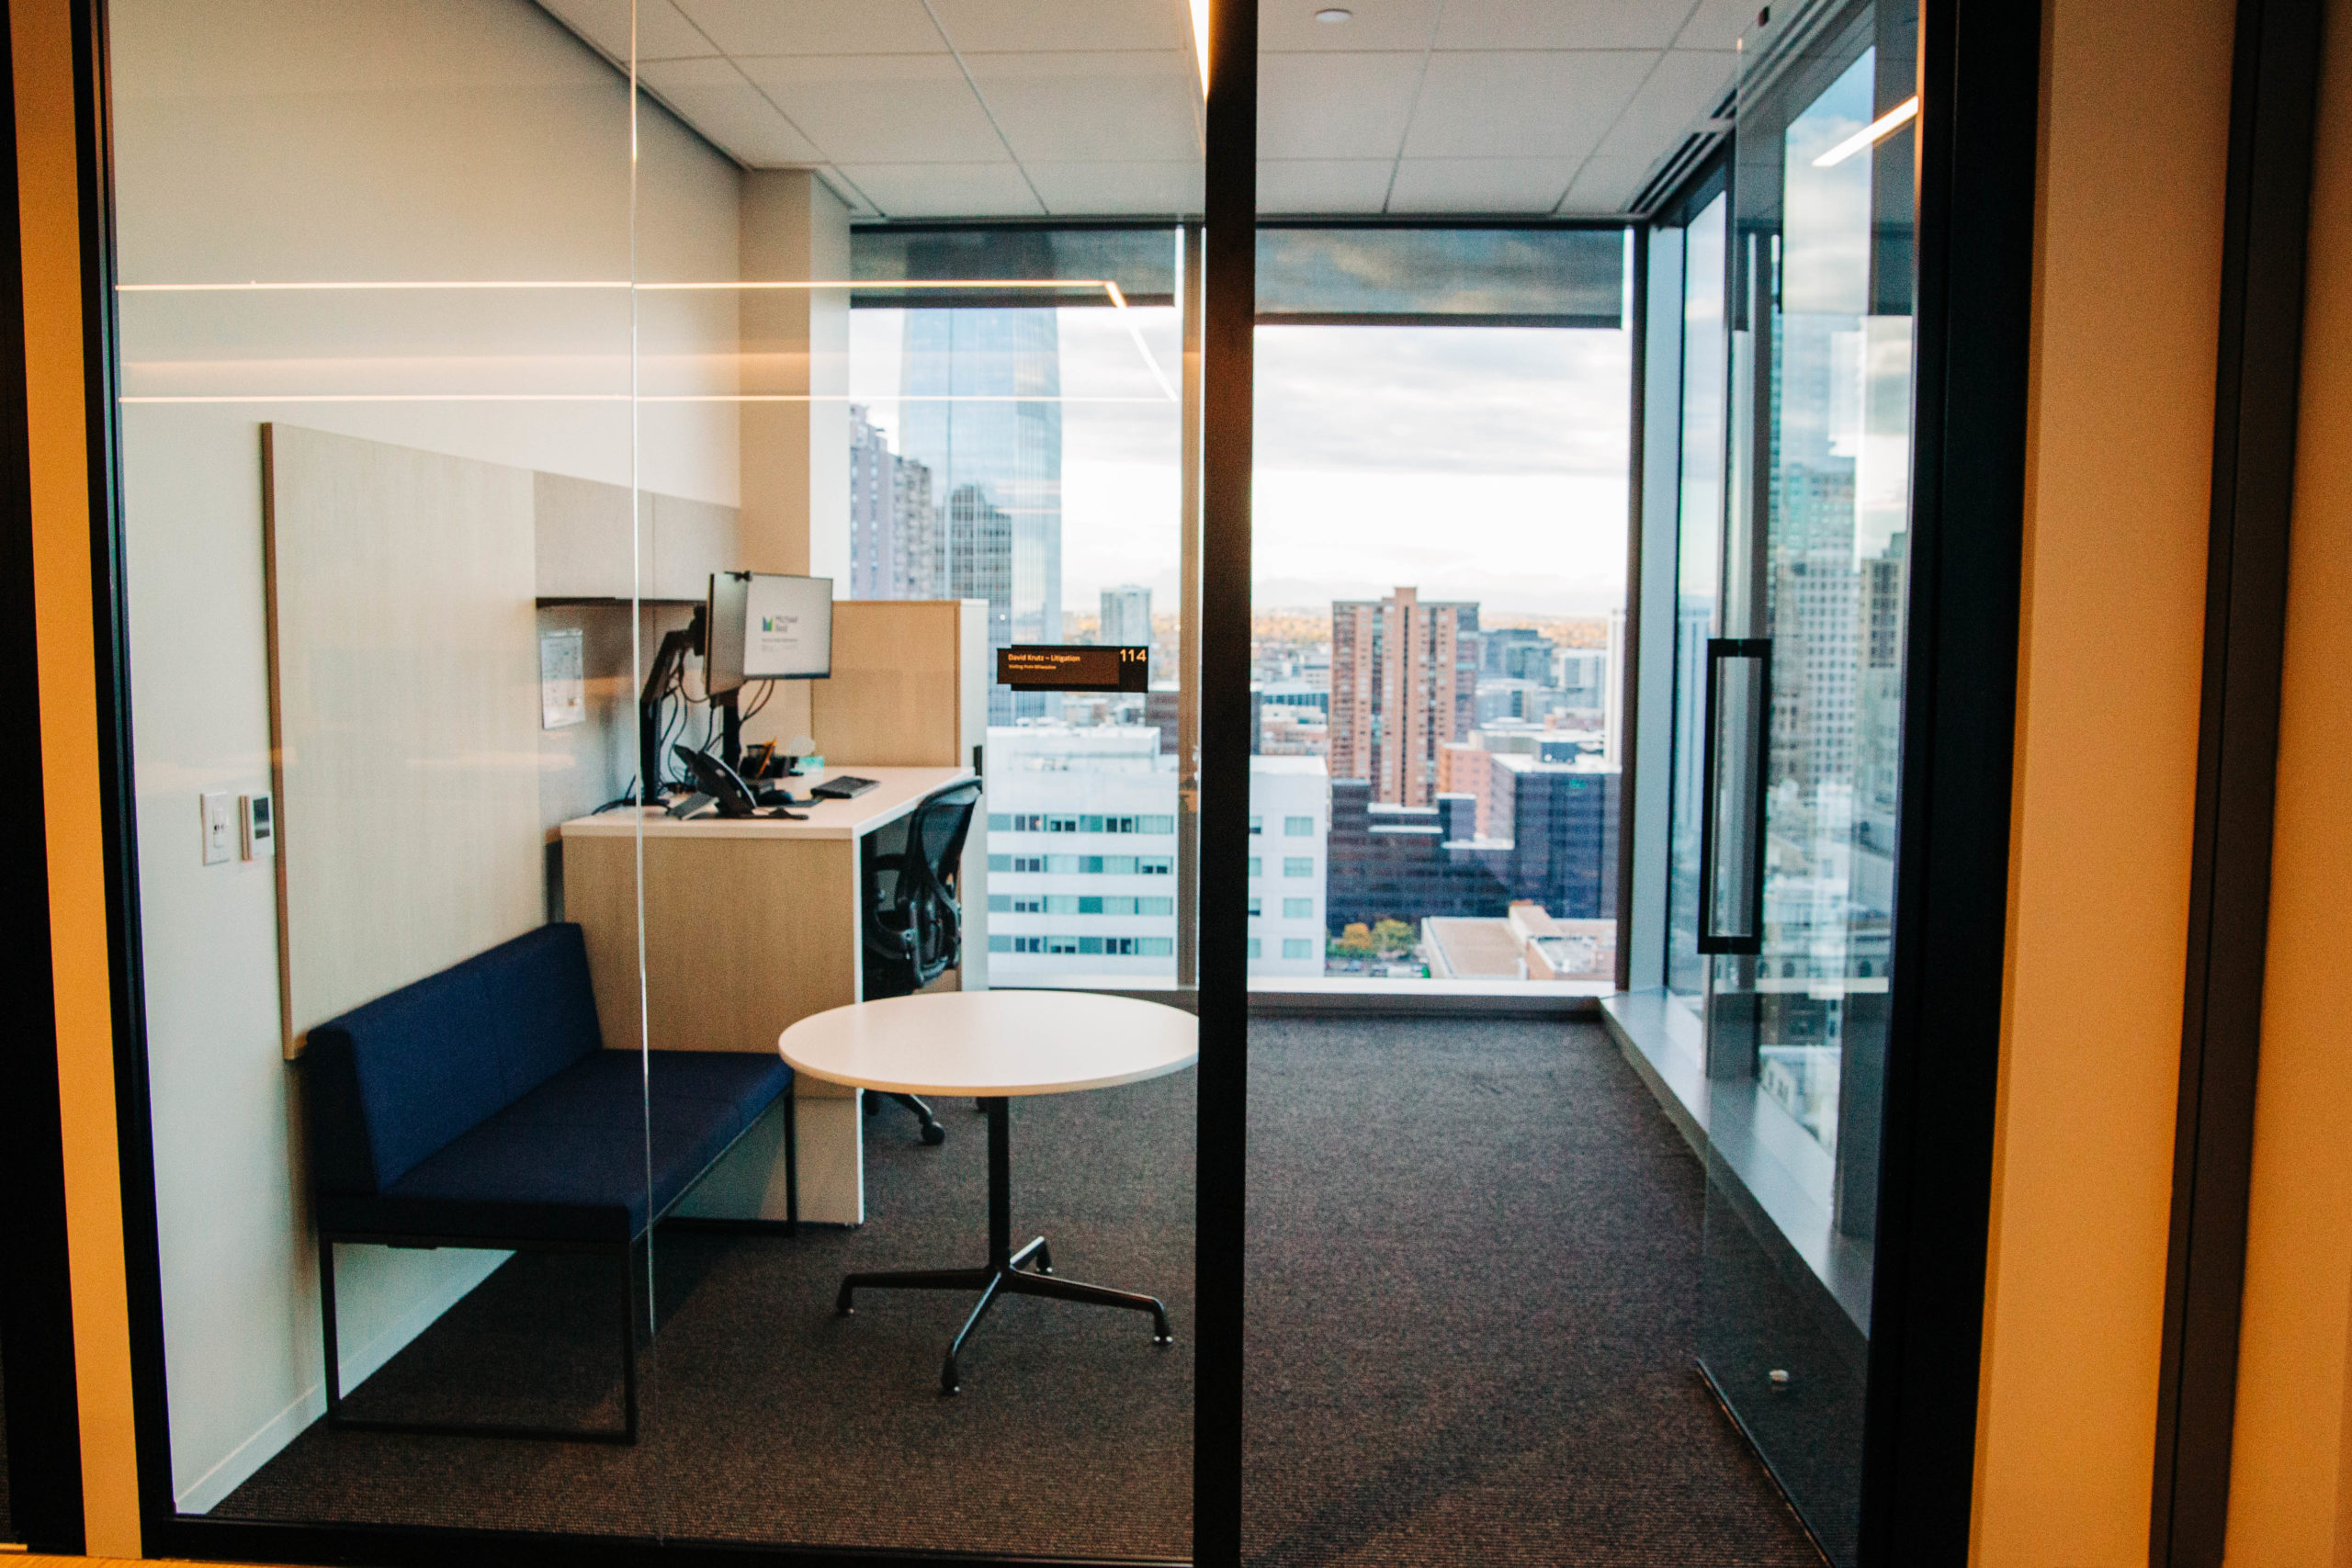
{"left": 1247, "top": 228, "right": 1632, "bottom": 988}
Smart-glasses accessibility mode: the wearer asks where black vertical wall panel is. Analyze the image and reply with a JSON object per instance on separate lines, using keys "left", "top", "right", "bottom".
{"left": 1858, "top": 0, "right": 2041, "bottom": 1560}
{"left": 2152, "top": 1, "right": 2323, "bottom": 1562}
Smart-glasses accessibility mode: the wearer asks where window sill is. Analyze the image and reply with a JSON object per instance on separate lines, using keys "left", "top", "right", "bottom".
{"left": 1601, "top": 988, "right": 1872, "bottom": 1335}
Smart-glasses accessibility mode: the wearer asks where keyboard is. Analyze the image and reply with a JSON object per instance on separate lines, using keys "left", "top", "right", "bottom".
{"left": 810, "top": 774, "right": 879, "bottom": 799}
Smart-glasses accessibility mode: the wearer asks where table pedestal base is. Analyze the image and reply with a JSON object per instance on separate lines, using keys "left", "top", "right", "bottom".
{"left": 834, "top": 1095, "right": 1173, "bottom": 1395}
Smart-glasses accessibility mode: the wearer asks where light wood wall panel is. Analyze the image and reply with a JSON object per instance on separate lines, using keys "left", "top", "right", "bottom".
{"left": 560, "top": 831, "right": 859, "bottom": 1058}
{"left": 811, "top": 599, "right": 983, "bottom": 767}
{"left": 263, "top": 423, "right": 544, "bottom": 1056}
{"left": 1973, "top": 0, "right": 2234, "bottom": 1559}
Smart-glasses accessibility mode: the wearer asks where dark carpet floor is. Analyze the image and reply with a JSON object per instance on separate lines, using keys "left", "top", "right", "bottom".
{"left": 219, "top": 1018, "right": 1820, "bottom": 1564}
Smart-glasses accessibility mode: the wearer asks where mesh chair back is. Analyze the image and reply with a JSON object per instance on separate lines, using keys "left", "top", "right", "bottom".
{"left": 912, "top": 780, "right": 981, "bottom": 887}
{"left": 905, "top": 780, "right": 980, "bottom": 983}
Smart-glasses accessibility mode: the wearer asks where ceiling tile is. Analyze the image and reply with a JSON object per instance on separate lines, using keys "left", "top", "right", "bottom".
{"left": 1435, "top": 0, "right": 1690, "bottom": 51}
{"left": 1255, "top": 158, "right": 1396, "bottom": 212}
{"left": 738, "top": 54, "right": 1005, "bottom": 163}
{"left": 1401, "top": 51, "right": 1653, "bottom": 159}
{"left": 537, "top": 0, "right": 719, "bottom": 62}
{"left": 1673, "top": 0, "right": 1761, "bottom": 51}
{"left": 1258, "top": 0, "right": 1441, "bottom": 52}
{"left": 1559, "top": 154, "right": 1655, "bottom": 213}
{"left": 636, "top": 59, "right": 826, "bottom": 164}
{"left": 1590, "top": 48, "right": 1735, "bottom": 164}
{"left": 835, "top": 162, "right": 1045, "bottom": 218}
{"left": 1025, "top": 161, "right": 1204, "bottom": 215}
{"left": 671, "top": 0, "right": 945, "bottom": 56}
{"left": 927, "top": 0, "right": 1189, "bottom": 54}
{"left": 964, "top": 51, "right": 1201, "bottom": 164}
{"left": 1258, "top": 51, "right": 1427, "bottom": 160}
{"left": 1385, "top": 156, "right": 1578, "bottom": 212}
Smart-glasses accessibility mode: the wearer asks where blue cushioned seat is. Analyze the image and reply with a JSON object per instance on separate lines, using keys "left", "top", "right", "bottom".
{"left": 304, "top": 921, "right": 794, "bottom": 1246}
{"left": 300, "top": 921, "right": 797, "bottom": 1442}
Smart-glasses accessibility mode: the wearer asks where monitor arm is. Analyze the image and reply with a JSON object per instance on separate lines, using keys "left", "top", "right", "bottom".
{"left": 637, "top": 605, "right": 707, "bottom": 803}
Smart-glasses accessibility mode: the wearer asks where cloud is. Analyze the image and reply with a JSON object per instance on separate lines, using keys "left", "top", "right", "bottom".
{"left": 1255, "top": 324, "right": 1629, "bottom": 478}
{"left": 851, "top": 310, "right": 1632, "bottom": 617}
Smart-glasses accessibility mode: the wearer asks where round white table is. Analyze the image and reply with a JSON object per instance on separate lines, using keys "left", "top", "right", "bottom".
{"left": 779, "top": 989, "right": 1198, "bottom": 1394}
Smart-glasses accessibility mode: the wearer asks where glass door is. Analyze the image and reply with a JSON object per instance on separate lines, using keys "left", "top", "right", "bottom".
{"left": 1695, "top": 2, "right": 1919, "bottom": 1562}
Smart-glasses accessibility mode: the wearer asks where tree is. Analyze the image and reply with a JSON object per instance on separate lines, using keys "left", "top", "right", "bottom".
{"left": 1371, "top": 918, "right": 1417, "bottom": 955}
{"left": 1333, "top": 922, "right": 1374, "bottom": 954}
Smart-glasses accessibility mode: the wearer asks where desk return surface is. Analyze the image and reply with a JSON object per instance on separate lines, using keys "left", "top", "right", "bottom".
{"left": 559, "top": 765, "right": 973, "bottom": 1059}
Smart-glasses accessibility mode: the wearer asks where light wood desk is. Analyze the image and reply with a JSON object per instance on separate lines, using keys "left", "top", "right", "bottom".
{"left": 559, "top": 764, "right": 981, "bottom": 1224}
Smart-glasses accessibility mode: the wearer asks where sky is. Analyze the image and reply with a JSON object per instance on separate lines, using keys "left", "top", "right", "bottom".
{"left": 847, "top": 307, "right": 1631, "bottom": 623}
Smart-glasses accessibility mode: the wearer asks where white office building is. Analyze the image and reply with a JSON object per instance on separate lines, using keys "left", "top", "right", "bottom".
{"left": 983, "top": 728, "right": 1329, "bottom": 981}
{"left": 983, "top": 724, "right": 1180, "bottom": 979}
{"left": 1247, "top": 756, "right": 1330, "bottom": 977}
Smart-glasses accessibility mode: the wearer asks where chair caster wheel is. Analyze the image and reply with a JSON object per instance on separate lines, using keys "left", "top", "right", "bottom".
{"left": 921, "top": 1123, "right": 946, "bottom": 1145}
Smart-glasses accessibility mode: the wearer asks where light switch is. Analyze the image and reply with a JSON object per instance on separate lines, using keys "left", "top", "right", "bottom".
{"left": 200, "top": 792, "right": 236, "bottom": 865}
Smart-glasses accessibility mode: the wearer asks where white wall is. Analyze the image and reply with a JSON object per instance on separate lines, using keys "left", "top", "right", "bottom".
{"left": 107, "top": 0, "right": 742, "bottom": 1510}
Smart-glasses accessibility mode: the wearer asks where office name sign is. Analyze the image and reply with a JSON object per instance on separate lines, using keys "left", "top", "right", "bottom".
{"left": 998, "top": 645, "right": 1148, "bottom": 693}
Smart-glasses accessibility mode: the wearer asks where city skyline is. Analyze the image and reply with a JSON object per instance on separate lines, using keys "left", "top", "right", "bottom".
{"left": 848, "top": 310, "right": 1631, "bottom": 619}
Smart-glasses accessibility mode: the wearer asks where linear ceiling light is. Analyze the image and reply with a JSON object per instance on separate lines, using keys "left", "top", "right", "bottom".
{"left": 1189, "top": 0, "right": 1210, "bottom": 94}
{"left": 1812, "top": 96, "right": 1919, "bottom": 167}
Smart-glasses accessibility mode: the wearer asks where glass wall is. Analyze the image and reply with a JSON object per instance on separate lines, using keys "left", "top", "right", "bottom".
{"left": 846, "top": 227, "right": 1189, "bottom": 988}
{"left": 107, "top": 0, "right": 1198, "bottom": 1559}
{"left": 1692, "top": 3, "right": 1920, "bottom": 1562}
{"left": 1666, "top": 187, "right": 1729, "bottom": 1005}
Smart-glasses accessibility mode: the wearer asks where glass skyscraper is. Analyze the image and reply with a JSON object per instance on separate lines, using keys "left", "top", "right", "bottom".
{"left": 899, "top": 308, "right": 1064, "bottom": 722}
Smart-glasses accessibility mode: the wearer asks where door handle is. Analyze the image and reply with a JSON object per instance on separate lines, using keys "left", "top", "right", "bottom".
{"left": 1696, "top": 637, "right": 1770, "bottom": 956}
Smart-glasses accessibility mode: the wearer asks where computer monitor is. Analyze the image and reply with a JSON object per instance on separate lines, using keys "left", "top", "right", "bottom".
{"left": 705, "top": 571, "right": 832, "bottom": 696}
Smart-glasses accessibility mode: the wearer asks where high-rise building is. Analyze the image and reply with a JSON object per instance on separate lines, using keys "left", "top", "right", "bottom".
{"left": 899, "top": 309, "right": 1063, "bottom": 723}
{"left": 1100, "top": 584, "right": 1152, "bottom": 650}
{"left": 1329, "top": 587, "right": 1480, "bottom": 807}
{"left": 847, "top": 404, "right": 942, "bottom": 601}
{"left": 1324, "top": 757, "right": 1620, "bottom": 934}
{"left": 945, "top": 484, "right": 1012, "bottom": 647}
{"left": 1774, "top": 465, "right": 1860, "bottom": 793}
{"left": 983, "top": 728, "right": 1327, "bottom": 979}
{"left": 1483, "top": 626, "right": 1548, "bottom": 681}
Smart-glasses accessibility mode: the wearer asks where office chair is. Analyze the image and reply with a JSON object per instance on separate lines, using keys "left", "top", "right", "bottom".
{"left": 860, "top": 779, "right": 983, "bottom": 1145}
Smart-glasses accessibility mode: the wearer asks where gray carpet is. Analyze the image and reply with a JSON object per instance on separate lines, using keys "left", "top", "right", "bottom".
{"left": 218, "top": 1018, "right": 1819, "bottom": 1564}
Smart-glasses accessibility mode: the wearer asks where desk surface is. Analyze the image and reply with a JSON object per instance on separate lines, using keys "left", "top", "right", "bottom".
{"left": 780, "top": 991, "right": 1198, "bottom": 1098}
{"left": 558, "top": 764, "right": 972, "bottom": 842}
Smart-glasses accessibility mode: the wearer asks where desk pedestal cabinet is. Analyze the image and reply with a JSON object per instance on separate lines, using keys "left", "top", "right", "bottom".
{"left": 559, "top": 765, "right": 980, "bottom": 1224}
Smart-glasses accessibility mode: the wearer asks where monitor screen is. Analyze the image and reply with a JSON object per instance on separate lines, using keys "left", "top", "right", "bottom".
{"left": 707, "top": 572, "right": 832, "bottom": 693}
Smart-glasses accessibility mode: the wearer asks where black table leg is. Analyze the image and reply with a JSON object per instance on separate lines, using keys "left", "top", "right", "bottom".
{"left": 835, "top": 1094, "right": 1172, "bottom": 1394}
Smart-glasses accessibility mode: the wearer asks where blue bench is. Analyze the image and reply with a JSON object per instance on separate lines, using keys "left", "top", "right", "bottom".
{"left": 301, "top": 921, "right": 795, "bottom": 1442}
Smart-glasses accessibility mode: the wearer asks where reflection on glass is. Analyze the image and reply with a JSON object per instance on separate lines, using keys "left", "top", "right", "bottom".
{"left": 1754, "top": 49, "right": 1895, "bottom": 1154}
{"left": 1667, "top": 192, "right": 1728, "bottom": 1001}
{"left": 1696, "top": 6, "right": 1917, "bottom": 1562}
{"left": 849, "top": 274, "right": 1187, "bottom": 986}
